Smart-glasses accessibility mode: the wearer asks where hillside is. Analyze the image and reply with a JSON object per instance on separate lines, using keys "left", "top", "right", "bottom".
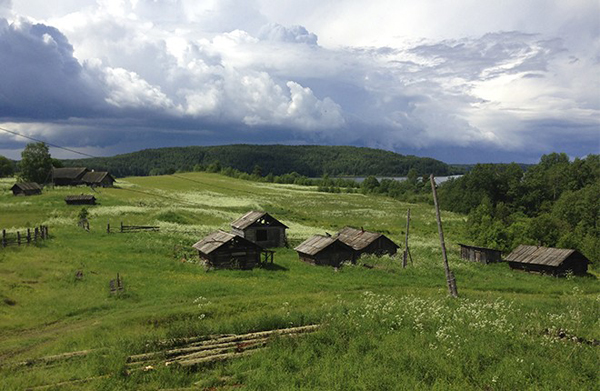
{"left": 61, "top": 144, "right": 452, "bottom": 177}
{"left": 0, "top": 174, "right": 597, "bottom": 390}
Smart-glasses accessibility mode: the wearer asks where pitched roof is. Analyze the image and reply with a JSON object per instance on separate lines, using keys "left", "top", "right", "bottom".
{"left": 336, "top": 226, "right": 398, "bottom": 251}
{"left": 82, "top": 171, "right": 115, "bottom": 184}
{"left": 231, "top": 211, "right": 288, "bottom": 230}
{"left": 64, "top": 195, "right": 96, "bottom": 202}
{"left": 53, "top": 167, "right": 88, "bottom": 179}
{"left": 192, "top": 230, "right": 261, "bottom": 255}
{"left": 11, "top": 182, "right": 42, "bottom": 191}
{"left": 505, "top": 245, "right": 586, "bottom": 267}
{"left": 294, "top": 235, "right": 351, "bottom": 256}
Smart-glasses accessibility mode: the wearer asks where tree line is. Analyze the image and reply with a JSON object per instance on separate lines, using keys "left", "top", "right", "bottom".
{"left": 437, "top": 153, "right": 599, "bottom": 263}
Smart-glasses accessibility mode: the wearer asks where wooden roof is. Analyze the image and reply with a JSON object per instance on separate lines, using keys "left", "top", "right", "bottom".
{"left": 11, "top": 182, "right": 42, "bottom": 191}
{"left": 505, "top": 245, "right": 587, "bottom": 267}
{"left": 336, "top": 226, "right": 398, "bottom": 251}
{"left": 64, "top": 195, "right": 96, "bottom": 202}
{"left": 192, "top": 230, "right": 261, "bottom": 255}
{"left": 53, "top": 167, "right": 88, "bottom": 179}
{"left": 231, "top": 211, "right": 288, "bottom": 230}
{"left": 294, "top": 235, "right": 351, "bottom": 256}
{"left": 82, "top": 171, "right": 115, "bottom": 184}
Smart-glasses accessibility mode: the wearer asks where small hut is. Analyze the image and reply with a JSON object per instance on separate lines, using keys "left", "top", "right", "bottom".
{"left": 336, "top": 226, "right": 399, "bottom": 259}
{"left": 11, "top": 182, "right": 42, "bottom": 196}
{"left": 192, "top": 230, "right": 263, "bottom": 269}
{"left": 231, "top": 211, "right": 288, "bottom": 248}
{"left": 52, "top": 167, "right": 89, "bottom": 186}
{"left": 82, "top": 171, "right": 115, "bottom": 187}
{"left": 295, "top": 235, "right": 354, "bottom": 267}
{"left": 459, "top": 244, "right": 502, "bottom": 264}
{"left": 65, "top": 195, "right": 96, "bottom": 205}
{"left": 505, "top": 245, "right": 589, "bottom": 276}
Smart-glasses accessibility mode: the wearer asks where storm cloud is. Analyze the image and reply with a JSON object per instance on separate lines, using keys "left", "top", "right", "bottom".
{"left": 0, "top": 0, "right": 598, "bottom": 162}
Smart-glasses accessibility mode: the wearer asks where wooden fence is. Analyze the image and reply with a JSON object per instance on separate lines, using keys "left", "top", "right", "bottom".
{"left": 1, "top": 226, "right": 49, "bottom": 248}
{"left": 106, "top": 222, "right": 160, "bottom": 233}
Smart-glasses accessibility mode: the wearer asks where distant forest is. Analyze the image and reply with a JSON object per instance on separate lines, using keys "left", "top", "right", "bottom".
{"left": 60, "top": 145, "right": 453, "bottom": 177}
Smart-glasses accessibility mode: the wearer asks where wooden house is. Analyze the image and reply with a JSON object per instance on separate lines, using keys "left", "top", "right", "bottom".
{"left": 11, "top": 182, "right": 42, "bottom": 196}
{"left": 505, "top": 245, "right": 589, "bottom": 276}
{"left": 459, "top": 244, "right": 502, "bottom": 264}
{"left": 82, "top": 171, "right": 115, "bottom": 187}
{"left": 65, "top": 195, "right": 96, "bottom": 205}
{"left": 231, "top": 211, "right": 288, "bottom": 248}
{"left": 52, "top": 167, "right": 89, "bottom": 186}
{"left": 295, "top": 235, "right": 354, "bottom": 267}
{"left": 192, "top": 230, "right": 263, "bottom": 269}
{"left": 336, "top": 226, "right": 399, "bottom": 259}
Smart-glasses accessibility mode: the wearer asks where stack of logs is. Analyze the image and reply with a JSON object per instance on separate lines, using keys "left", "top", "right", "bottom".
{"left": 127, "top": 324, "right": 320, "bottom": 371}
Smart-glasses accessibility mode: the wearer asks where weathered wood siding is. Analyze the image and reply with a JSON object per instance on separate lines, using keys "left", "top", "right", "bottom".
{"left": 298, "top": 243, "right": 354, "bottom": 267}
{"left": 356, "top": 237, "right": 398, "bottom": 259}
{"left": 460, "top": 245, "right": 502, "bottom": 264}
{"left": 236, "top": 226, "right": 286, "bottom": 248}
{"left": 508, "top": 253, "right": 588, "bottom": 276}
{"left": 199, "top": 247, "right": 261, "bottom": 270}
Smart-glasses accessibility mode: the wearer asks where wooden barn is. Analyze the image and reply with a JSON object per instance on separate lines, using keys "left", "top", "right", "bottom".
{"left": 11, "top": 182, "right": 42, "bottom": 196}
{"left": 459, "top": 244, "right": 502, "bottom": 264}
{"left": 65, "top": 195, "right": 96, "bottom": 205}
{"left": 82, "top": 171, "right": 115, "bottom": 187}
{"left": 295, "top": 235, "right": 354, "bottom": 267}
{"left": 231, "top": 211, "right": 288, "bottom": 248}
{"left": 336, "top": 226, "right": 399, "bottom": 259}
{"left": 192, "top": 230, "right": 263, "bottom": 269}
{"left": 505, "top": 245, "right": 589, "bottom": 276}
{"left": 52, "top": 167, "right": 89, "bottom": 186}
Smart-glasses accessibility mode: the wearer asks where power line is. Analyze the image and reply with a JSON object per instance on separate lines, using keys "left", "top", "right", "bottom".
{"left": 0, "top": 126, "right": 97, "bottom": 158}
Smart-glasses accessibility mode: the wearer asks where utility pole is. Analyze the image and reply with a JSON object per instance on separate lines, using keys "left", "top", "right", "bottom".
{"left": 430, "top": 174, "right": 458, "bottom": 297}
{"left": 402, "top": 209, "right": 412, "bottom": 268}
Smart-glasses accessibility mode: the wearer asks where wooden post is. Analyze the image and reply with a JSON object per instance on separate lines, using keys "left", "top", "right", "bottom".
{"left": 2, "top": 229, "right": 6, "bottom": 247}
{"left": 34, "top": 227, "right": 39, "bottom": 241}
{"left": 45, "top": 226, "right": 49, "bottom": 238}
{"left": 17, "top": 231, "right": 21, "bottom": 246}
{"left": 27, "top": 228, "right": 31, "bottom": 244}
{"left": 402, "top": 209, "right": 412, "bottom": 268}
{"left": 107, "top": 222, "right": 110, "bottom": 234}
{"left": 120, "top": 222, "right": 124, "bottom": 233}
{"left": 430, "top": 174, "right": 458, "bottom": 298}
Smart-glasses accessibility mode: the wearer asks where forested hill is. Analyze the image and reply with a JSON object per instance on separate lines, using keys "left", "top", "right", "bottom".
{"left": 61, "top": 145, "right": 451, "bottom": 177}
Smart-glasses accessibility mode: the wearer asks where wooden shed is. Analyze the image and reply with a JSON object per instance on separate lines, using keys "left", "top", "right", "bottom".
{"left": 231, "top": 211, "right": 288, "bottom": 248}
{"left": 459, "top": 244, "right": 502, "bottom": 264}
{"left": 192, "top": 230, "right": 263, "bottom": 269}
{"left": 52, "top": 167, "right": 89, "bottom": 186}
{"left": 11, "top": 182, "right": 42, "bottom": 196}
{"left": 65, "top": 195, "right": 96, "bottom": 205}
{"left": 336, "top": 226, "right": 399, "bottom": 259}
{"left": 505, "top": 245, "right": 589, "bottom": 276}
{"left": 82, "top": 171, "right": 115, "bottom": 187}
{"left": 295, "top": 235, "right": 354, "bottom": 267}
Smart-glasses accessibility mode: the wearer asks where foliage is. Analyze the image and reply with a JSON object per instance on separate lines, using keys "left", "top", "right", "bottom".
{"left": 438, "top": 154, "right": 599, "bottom": 263}
{"left": 0, "top": 155, "right": 15, "bottom": 177}
{"left": 60, "top": 144, "right": 453, "bottom": 177}
{"left": 18, "top": 142, "right": 53, "bottom": 184}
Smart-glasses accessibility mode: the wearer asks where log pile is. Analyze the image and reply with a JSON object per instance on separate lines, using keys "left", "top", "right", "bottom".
{"left": 127, "top": 324, "right": 320, "bottom": 371}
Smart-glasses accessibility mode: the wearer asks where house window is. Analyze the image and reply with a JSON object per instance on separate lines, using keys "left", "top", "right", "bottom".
{"left": 256, "top": 229, "right": 268, "bottom": 242}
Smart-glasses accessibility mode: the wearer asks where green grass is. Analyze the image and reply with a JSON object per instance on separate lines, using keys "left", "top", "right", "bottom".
{"left": 0, "top": 173, "right": 598, "bottom": 390}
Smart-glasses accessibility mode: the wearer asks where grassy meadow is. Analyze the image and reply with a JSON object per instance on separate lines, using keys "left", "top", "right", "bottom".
{"left": 0, "top": 174, "right": 598, "bottom": 390}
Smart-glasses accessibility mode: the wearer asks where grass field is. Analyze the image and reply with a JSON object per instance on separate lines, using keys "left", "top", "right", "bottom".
{"left": 0, "top": 174, "right": 598, "bottom": 390}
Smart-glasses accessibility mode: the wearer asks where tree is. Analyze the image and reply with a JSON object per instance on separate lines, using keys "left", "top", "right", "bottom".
{"left": 19, "top": 142, "right": 52, "bottom": 184}
{"left": 0, "top": 155, "right": 14, "bottom": 177}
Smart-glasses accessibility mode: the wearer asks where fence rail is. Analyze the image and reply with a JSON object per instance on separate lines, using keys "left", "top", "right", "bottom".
{"left": 106, "top": 222, "right": 160, "bottom": 233}
{"left": 1, "top": 226, "right": 49, "bottom": 248}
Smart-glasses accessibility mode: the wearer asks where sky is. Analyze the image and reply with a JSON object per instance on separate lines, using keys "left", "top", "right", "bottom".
{"left": 0, "top": 0, "right": 599, "bottom": 163}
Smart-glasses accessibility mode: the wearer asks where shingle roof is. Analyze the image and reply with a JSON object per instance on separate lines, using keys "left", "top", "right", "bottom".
{"left": 231, "top": 211, "right": 288, "bottom": 230}
{"left": 82, "top": 171, "right": 114, "bottom": 184}
{"left": 192, "top": 231, "right": 236, "bottom": 254}
{"left": 53, "top": 167, "right": 88, "bottom": 179}
{"left": 11, "top": 182, "right": 42, "bottom": 191}
{"left": 295, "top": 235, "right": 350, "bottom": 256}
{"left": 64, "top": 195, "right": 96, "bottom": 202}
{"left": 505, "top": 245, "right": 583, "bottom": 267}
{"left": 336, "top": 226, "right": 398, "bottom": 251}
